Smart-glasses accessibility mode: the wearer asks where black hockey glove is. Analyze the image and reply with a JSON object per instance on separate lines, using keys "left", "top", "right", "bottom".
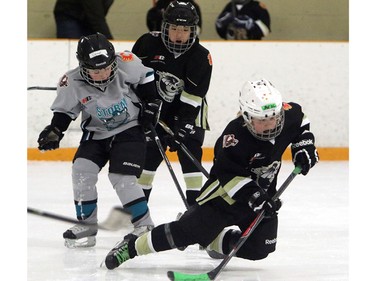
{"left": 256, "top": 175, "right": 272, "bottom": 190}
{"left": 291, "top": 131, "right": 319, "bottom": 175}
{"left": 248, "top": 190, "right": 278, "bottom": 216}
{"left": 37, "top": 125, "right": 64, "bottom": 151}
{"left": 167, "top": 123, "right": 195, "bottom": 152}
{"left": 140, "top": 99, "right": 162, "bottom": 129}
{"left": 233, "top": 15, "right": 254, "bottom": 31}
{"left": 216, "top": 12, "right": 234, "bottom": 28}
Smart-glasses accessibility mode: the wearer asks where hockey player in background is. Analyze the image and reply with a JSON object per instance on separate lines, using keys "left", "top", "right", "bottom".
{"left": 37, "top": 33, "right": 161, "bottom": 248}
{"left": 146, "top": 0, "right": 202, "bottom": 35}
{"left": 132, "top": 1, "right": 213, "bottom": 206}
{"left": 216, "top": 0, "right": 271, "bottom": 40}
{"left": 104, "top": 78, "right": 319, "bottom": 269}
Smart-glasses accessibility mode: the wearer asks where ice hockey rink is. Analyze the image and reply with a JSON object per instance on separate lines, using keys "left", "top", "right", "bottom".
{"left": 26, "top": 160, "right": 349, "bottom": 281}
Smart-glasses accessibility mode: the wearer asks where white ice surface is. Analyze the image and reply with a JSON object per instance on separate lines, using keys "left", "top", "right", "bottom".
{"left": 27, "top": 161, "right": 348, "bottom": 281}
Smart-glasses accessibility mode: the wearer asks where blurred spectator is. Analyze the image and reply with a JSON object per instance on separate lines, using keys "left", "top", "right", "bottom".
{"left": 216, "top": 0, "right": 270, "bottom": 40}
{"left": 146, "top": 0, "right": 202, "bottom": 34}
{"left": 54, "top": 0, "right": 114, "bottom": 39}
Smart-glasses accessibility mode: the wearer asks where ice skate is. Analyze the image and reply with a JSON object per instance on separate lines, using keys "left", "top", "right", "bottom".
{"left": 105, "top": 234, "right": 136, "bottom": 269}
{"left": 99, "top": 206, "right": 132, "bottom": 231}
{"left": 63, "top": 223, "right": 98, "bottom": 248}
{"left": 105, "top": 224, "right": 153, "bottom": 269}
{"left": 129, "top": 224, "right": 154, "bottom": 237}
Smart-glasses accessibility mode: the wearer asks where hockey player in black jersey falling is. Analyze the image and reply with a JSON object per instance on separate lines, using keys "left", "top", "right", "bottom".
{"left": 132, "top": 0, "right": 213, "bottom": 206}
{"left": 104, "top": 78, "right": 319, "bottom": 269}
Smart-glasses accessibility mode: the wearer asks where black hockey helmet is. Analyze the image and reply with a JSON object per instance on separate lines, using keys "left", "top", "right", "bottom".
{"left": 76, "top": 33, "right": 117, "bottom": 87}
{"left": 161, "top": 1, "right": 199, "bottom": 54}
{"left": 163, "top": 1, "right": 199, "bottom": 26}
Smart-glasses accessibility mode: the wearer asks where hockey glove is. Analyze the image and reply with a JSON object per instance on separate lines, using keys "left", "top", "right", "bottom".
{"left": 167, "top": 123, "right": 195, "bottom": 152}
{"left": 291, "top": 131, "right": 319, "bottom": 175}
{"left": 216, "top": 12, "right": 234, "bottom": 28}
{"left": 140, "top": 99, "right": 162, "bottom": 129}
{"left": 248, "top": 190, "right": 278, "bottom": 216}
{"left": 233, "top": 15, "right": 254, "bottom": 31}
{"left": 256, "top": 174, "right": 272, "bottom": 190}
{"left": 37, "top": 125, "right": 64, "bottom": 151}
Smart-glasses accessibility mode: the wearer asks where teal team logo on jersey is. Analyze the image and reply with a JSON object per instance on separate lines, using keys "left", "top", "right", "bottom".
{"left": 97, "top": 98, "right": 129, "bottom": 130}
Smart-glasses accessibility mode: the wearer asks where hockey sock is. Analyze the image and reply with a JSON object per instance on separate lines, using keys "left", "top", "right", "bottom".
{"left": 184, "top": 172, "right": 202, "bottom": 205}
{"left": 138, "top": 169, "right": 155, "bottom": 201}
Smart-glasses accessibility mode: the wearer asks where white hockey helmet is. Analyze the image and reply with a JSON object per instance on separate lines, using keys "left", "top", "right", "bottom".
{"left": 239, "top": 78, "right": 284, "bottom": 140}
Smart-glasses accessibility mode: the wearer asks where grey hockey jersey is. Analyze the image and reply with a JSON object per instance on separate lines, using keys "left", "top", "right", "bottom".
{"left": 51, "top": 51, "right": 155, "bottom": 140}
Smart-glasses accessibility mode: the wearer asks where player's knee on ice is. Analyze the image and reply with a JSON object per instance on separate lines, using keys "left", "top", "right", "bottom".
{"left": 234, "top": 215, "right": 278, "bottom": 260}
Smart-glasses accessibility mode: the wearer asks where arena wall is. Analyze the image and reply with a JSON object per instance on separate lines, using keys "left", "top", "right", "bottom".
{"left": 27, "top": 0, "right": 349, "bottom": 41}
{"left": 27, "top": 40, "right": 348, "bottom": 161}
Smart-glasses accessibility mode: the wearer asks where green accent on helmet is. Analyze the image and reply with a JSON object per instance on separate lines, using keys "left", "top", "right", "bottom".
{"left": 261, "top": 103, "right": 277, "bottom": 111}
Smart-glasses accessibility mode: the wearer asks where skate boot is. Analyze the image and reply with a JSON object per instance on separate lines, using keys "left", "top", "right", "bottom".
{"left": 105, "top": 234, "right": 136, "bottom": 270}
{"left": 129, "top": 224, "right": 154, "bottom": 237}
{"left": 105, "top": 225, "right": 153, "bottom": 269}
{"left": 63, "top": 223, "right": 98, "bottom": 248}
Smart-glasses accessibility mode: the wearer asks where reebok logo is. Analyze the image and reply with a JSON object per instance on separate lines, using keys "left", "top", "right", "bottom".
{"left": 291, "top": 139, "right": 313, "bottom": 149}
{"left": 265, "top": 238, "right": 277, "bottom": 245}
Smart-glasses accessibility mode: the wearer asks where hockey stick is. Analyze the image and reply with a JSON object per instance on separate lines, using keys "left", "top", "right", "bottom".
{"left": 149, "top": 125, "right": 189, "bottom": 209}
{"left": 167, "top": 166, "right": 302, "bottom": 281}
{"left": 27, "top": 207, "right": 130, "bottom": 231}
{"left": 231, "top": 0, "right": 237, "bottom": 18}
{"left": 158, "top": 121, "right": 210, "bottom": 178}
{"left": 27, "top": 86, "right": 57, "bottom": 91}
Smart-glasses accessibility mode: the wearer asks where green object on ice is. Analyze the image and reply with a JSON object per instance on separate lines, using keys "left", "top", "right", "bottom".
{"left": 167, "top": 271, "right": 210, "bottom": 281}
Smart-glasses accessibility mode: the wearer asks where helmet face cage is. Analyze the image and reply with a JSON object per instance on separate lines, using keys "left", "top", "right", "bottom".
{"left": 243, "top": 109, "right": 285, "bottom": 141}
{"left": 161, "top": 22, "right": 197, "bottom": 55}
{"left": 161, "top": 1, "right": 199, "bottom": 55}
{"left": 76, "top": 33, "right": 117, "bottom": 87}
{"left": 80, "top": 60, "right": 117, "bottom": 87}
{"left": 239, "top": 79, "right": 285, "bottom": 141}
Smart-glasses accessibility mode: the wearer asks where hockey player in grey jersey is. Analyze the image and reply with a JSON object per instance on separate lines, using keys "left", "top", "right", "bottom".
{"left": 37, "top": 33, "right": 161, "bottom": 248}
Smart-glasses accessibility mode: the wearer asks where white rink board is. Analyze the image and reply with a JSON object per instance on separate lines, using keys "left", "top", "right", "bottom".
{"left": 27, "top": 40, "right": 348, "bottom": 148}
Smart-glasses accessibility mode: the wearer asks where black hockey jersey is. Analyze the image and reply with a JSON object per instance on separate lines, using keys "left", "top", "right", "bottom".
{"left": 132, "top": 32, "right": 213, "bottom": 129}
{"left": 216, "top": 0, "right": 271, "bottom": 40}
{"left": 197, "top": 102, "right": 310, "bottom": 205}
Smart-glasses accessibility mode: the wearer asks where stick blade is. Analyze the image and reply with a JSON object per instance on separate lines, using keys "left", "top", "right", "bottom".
{"left": 98, "top": 207, "right": 132, "bottom": 231}
{"left": 167, "top": 271, "right": 211, "bottom": 281}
